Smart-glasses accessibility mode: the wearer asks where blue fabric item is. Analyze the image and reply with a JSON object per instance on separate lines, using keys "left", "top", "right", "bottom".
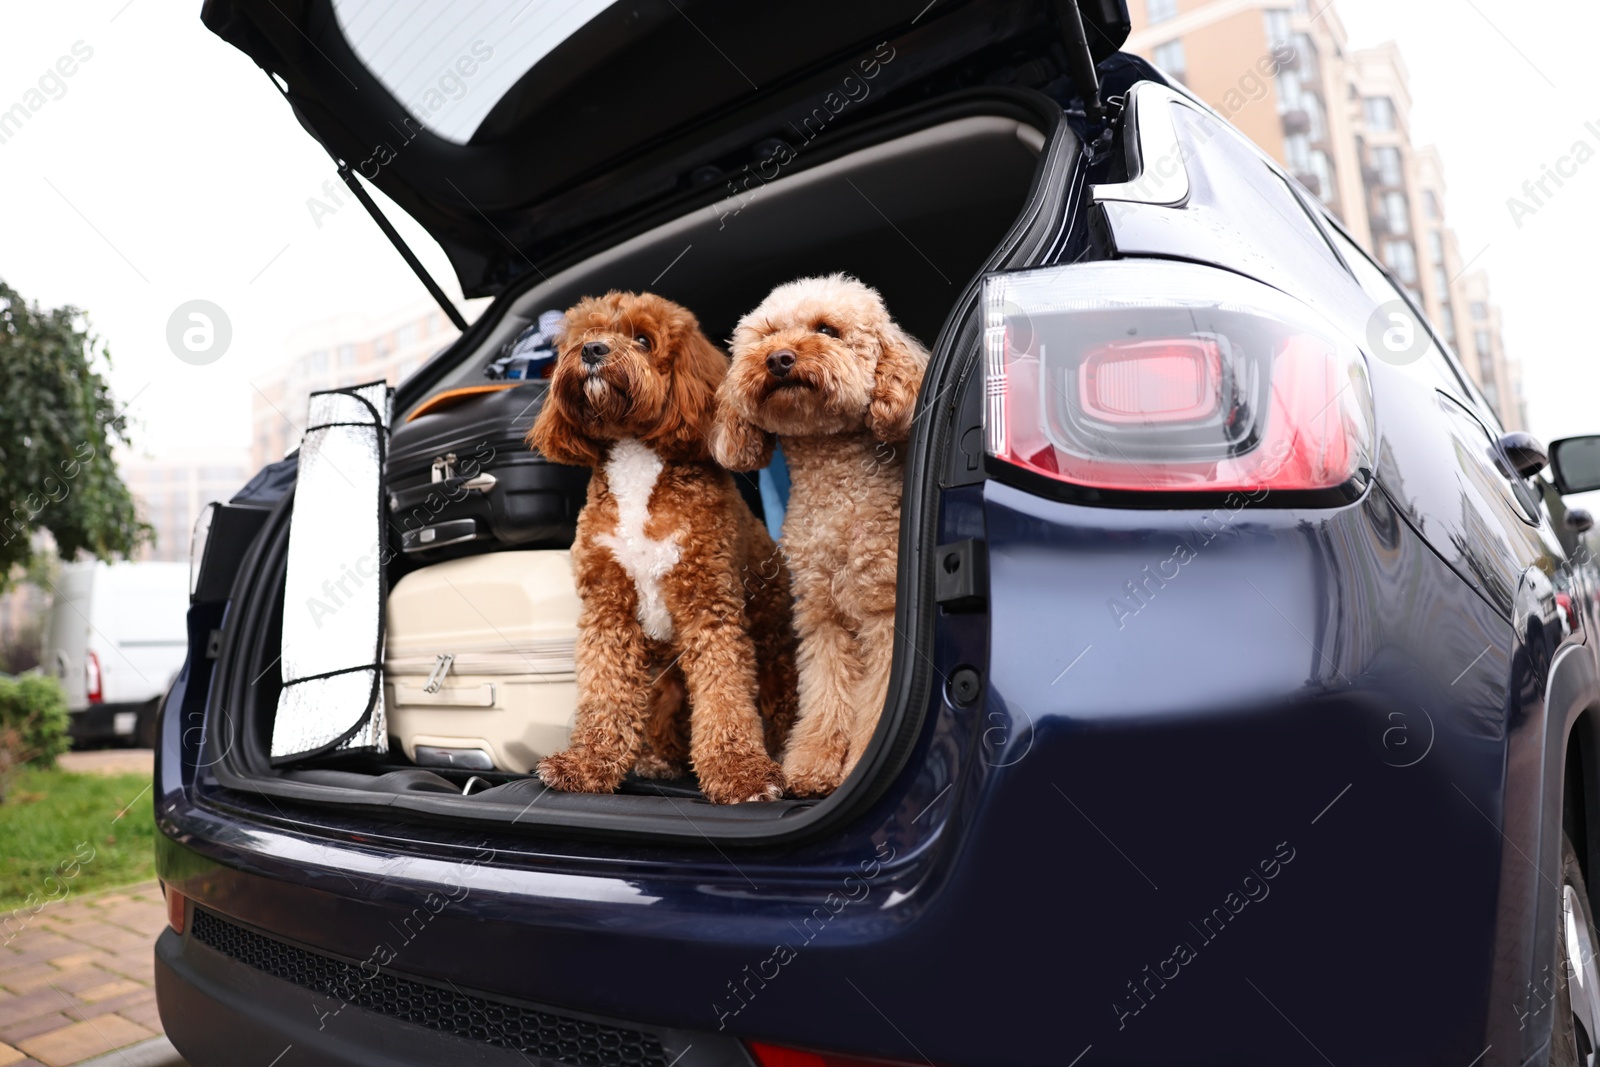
{"left": 486, "top": 309, "right": 564, "bottom": 380}
{"left": 757, "top": 442, "right": 790, "bottom": 542}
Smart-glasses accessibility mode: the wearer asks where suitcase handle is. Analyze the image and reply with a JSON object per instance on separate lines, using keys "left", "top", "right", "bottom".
{"left": 388, "top": 470, "right": 497, "bottom": 512}
{"left": 400, "top": 520, "right": 482, "bottom": 554}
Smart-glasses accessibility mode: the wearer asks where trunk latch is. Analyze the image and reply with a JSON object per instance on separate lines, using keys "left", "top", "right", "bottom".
{"left": 935, "top": 539, "right": 988, "bottom": 612}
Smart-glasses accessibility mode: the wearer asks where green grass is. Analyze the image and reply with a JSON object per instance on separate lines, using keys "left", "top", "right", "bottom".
{"left": 0, "top": 766, "right": 155, "bottom": 913}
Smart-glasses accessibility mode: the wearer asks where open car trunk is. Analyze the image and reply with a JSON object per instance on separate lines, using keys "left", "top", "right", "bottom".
{"left": 204, "top": 96, "right": 1080, "bottom": 842}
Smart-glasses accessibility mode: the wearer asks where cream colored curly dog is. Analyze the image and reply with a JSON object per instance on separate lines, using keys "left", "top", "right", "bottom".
{"left": 711, "top": 274, "right": 928, "bottom": 797}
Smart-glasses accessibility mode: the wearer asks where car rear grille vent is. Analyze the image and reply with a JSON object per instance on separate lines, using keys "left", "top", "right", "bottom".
{"left": 189, "top": 908, "right": 670, "bottom": 1067}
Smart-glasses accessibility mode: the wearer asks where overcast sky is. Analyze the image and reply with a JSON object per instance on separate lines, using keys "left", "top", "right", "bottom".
{"left": 0, "top": 1, "right": 477, "bottom": 458}
{"left": 0, "top": 0, "right": 1595, "bottom": 460}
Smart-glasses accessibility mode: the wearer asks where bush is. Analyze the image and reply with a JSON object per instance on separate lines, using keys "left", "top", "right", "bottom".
{"left": 0, "top": 674, "right": 71, "bottom": 784}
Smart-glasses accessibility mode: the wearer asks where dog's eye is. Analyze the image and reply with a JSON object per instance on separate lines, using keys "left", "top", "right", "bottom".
{"left": 633, "top": 334, "right": 652, "bottom": 351}
{"left": 815, "top": 323, "right": 838, "bottom": 337}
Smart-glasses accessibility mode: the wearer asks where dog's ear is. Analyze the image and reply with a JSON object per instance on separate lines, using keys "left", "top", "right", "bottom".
{"left": 865, "top": 320, "right": 930, "bottom": 443}
{"left": 527, "top": 389, "right": 602, "bottom": 468}
{"left": 646, "top": 324, "right": 725, "bottom": 461}
{"left": 709, "top": 383, "right": 776, "bottom": 471}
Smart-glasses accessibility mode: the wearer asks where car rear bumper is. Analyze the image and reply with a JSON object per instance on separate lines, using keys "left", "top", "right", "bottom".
{"left": 69, "top": 700, "right": 146, "bottom": 742}
{"left": 159, "top": 682, "right": 1508, "bottom": 1067}
{"left": 156, "top": 918, "right": 751, "bottom": 1067}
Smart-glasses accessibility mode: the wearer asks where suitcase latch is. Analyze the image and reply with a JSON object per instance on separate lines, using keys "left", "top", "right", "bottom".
{"left": 423, "top": 653, "right": 455, "bottom": 694}
{"left": 430, "top": 453, "right": 460, "bottom": 482}
{"left": 430, "top": 453, "right": 497, "bottom": 494}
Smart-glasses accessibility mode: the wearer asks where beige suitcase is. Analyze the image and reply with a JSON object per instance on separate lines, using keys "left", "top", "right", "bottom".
{"left": 384, "top": 551, "right": 580, "bottom": 773}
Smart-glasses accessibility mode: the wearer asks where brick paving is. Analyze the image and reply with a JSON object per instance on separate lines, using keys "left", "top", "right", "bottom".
{"left": 54, "top": 753, "right": 154, "bottom": 779}
{"left": 0, "top": 881, "right": 170, "bottom": 1066}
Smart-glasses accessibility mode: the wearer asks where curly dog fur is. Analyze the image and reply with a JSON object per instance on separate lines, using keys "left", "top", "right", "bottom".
{"left": 528, "top": 291, "right": 798, "bottom": 804}
{"left": 711, "top": 274, "right": 928, "bottom": 798}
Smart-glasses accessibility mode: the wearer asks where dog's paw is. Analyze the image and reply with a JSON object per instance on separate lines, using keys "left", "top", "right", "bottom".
{"left": 697, "top": 752, "right": 786, "bottom": 805}
{"left": 783, "top": 768, "right": 843, "bottom": 799}
{"left": 536, "top": 750, "right": 621, "bottom": 794}
{"left": 781, "top": 753, "right": 846, "bottom": 799}
{"left": 633, "top": 753, "right": 687, "bottom": 780}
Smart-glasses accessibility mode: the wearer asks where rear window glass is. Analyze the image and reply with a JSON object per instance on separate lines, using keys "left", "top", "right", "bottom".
{"left": 331, "top": 0, "right": 616, "bottom": 144}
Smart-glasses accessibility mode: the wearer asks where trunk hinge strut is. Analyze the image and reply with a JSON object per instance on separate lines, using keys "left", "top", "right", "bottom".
{"left": 263, "top": 71, "right": 468, "bottom": 331}
{"left": 1055, "top": 0, "right": 1107, "bottom": 128}
{"left": 334, "top": 160, "right": 468, "bottom": 331}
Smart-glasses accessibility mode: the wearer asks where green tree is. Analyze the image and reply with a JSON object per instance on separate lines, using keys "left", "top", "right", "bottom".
{"left": 0, "top": 279, "right": 148, "bottom": 589}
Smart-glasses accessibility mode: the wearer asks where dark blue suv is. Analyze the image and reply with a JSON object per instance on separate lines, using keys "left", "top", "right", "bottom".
{"left": 159, "top": 2, "right": 1600, "bottom": 1064}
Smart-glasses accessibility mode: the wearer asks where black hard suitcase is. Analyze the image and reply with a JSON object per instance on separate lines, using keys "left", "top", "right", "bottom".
{"left": 386, "top": 381, "right": 589, "bottom": 559}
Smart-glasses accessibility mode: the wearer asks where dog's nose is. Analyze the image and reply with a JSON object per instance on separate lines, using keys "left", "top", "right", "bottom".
{"left": 766, "top": 350, "right": 796, "bottom": 377}
{"left": 581, "top": 341, "right": 610, "bottom": 366}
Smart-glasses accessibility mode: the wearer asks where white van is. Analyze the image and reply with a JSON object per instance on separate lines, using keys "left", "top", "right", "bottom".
{"left": 41, "top": 560, "right": 190, "bottom": 746}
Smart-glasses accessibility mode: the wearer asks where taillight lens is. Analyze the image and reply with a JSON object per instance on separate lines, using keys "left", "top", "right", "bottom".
{"left": 983, "top": 260, "right": 1373, "bottom": 497}
{"left": 85, "top": 650, "right": 103, "bottom": 704}
{"left": 1079, "top": 337, "right": 1224, "bottom": 425}
{"left": 748, "top": 1042, "right": 926, "bottom": 1067}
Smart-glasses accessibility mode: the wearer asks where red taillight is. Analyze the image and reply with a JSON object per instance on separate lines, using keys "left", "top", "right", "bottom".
{"left": 85, "top": 651, "right": 103, "bottom": 704}
{"left": 984, "top": 260, "right": 1373, "bottom": 497}
{"left": 1079, "top": 338, "right": 1222, "bottom": 424}
{"left": 747, "top": 1042, "right": 926, "bottom": 1067}
{"left": 164, "top": 885, "right": 186, "bottom": 934}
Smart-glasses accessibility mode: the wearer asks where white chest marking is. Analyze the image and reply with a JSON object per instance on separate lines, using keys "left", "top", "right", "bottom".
{"left": 595, "top": 439, "right": 681, "bottom": 642}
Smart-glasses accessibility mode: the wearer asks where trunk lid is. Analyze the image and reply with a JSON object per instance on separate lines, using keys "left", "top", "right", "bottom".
{"left": 200, "top": 0, "right": 1128, "bottom": 297}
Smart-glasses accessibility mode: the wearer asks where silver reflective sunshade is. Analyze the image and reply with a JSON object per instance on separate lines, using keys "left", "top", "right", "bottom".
{"left": 271, "top": 380, "right": 392, "bottom": 763}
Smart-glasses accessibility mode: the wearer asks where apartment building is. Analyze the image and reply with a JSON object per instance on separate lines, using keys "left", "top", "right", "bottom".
{"left": 121, "top": 447, "right": 253, "bottom": 563}
{"left": 1458, "top": 271, "right": 1528, "bottom": 430}
{"left": 0, "top": 453, "right": 249, "bottom": 662}
{"left": 1126, "top": 0, "right": 1525, "bottom": 429}
{"left": 250, "top": 300, "right": 474, "bottom": 470}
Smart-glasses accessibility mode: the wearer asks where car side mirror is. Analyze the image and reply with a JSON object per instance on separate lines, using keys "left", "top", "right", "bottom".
{"left": 1566, "top": 508, "right": 1594, "bottom": 533}
{"left": 1550, "top": 436, "right": 1600, "bottom": 494}
{"left": 1498, "top": 432, "right": 1547, "bottom": 479}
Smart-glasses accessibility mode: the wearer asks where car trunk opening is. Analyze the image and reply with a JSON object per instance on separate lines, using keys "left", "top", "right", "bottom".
{"left": 421, "top": 111, "right": 1047, "bottom": 405}
{"left": 205, "top": 101, "right": 1068, "bottom": 842}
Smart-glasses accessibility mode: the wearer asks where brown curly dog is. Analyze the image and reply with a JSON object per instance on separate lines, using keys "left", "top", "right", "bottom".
{"left": 527, "top": 291, "right": 797, "bottom": 804}
{"left": 710, "top": 274, "right": 928, "bottom": 798}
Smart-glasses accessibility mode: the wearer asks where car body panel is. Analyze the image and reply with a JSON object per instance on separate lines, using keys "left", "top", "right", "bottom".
{"left": 981, "top": 479, "right": 1516, "bottom": 1063}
